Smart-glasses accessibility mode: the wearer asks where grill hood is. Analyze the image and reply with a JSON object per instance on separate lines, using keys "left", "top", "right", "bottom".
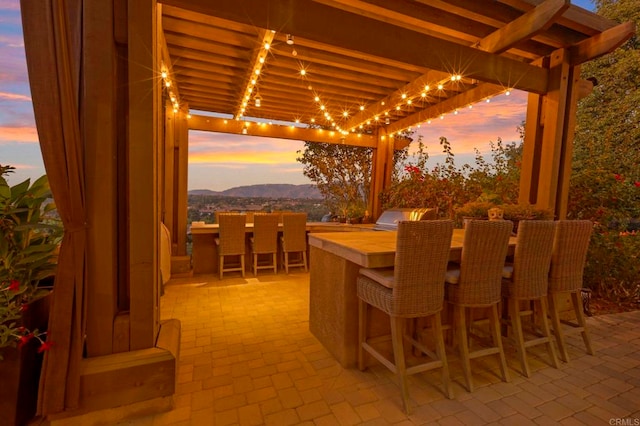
{"left": 373, "top": 208, "right": 437, "bottom": 231}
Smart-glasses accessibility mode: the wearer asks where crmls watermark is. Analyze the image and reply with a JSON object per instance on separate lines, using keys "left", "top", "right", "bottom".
{"left": 609, "top": 419, "right": 640, "bottom": 426}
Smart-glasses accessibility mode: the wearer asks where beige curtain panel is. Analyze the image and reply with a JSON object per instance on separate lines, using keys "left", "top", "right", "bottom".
{"left": 21, "top": 0, "right": 86, "bottom": 415}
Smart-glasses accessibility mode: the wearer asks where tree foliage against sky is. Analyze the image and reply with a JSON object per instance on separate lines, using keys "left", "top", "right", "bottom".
{"left": 296, "top": 142, "right": 372, "bottom": 217}
{"left": 569, "top": 0, "right": 640, "bottom": 224}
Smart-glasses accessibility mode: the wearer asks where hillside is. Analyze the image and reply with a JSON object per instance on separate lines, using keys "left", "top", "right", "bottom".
{"left": 189, "top": 184, "right": 322, "bottom": 199}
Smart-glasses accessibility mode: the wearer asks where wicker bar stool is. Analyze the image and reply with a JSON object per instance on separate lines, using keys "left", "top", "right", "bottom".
{"left": 547, "top": 220, "right": 594, "bottom": 362}
{"left": 445, "top": 219, "right": 512, "bottom": 392}
{"left": 357, "top": 220, "right": 454, "bottom": 414}
{"left": 280, "top": 213, "right": 308, "bottom": 273}
{"left": 501, "top": 220, "right": 560, "bottom": 377}
{"left": 250, "top": 213, "right": 279, "bottom": 275}
{"left": 215, "top": 213, "right": 246, "bottom": 279}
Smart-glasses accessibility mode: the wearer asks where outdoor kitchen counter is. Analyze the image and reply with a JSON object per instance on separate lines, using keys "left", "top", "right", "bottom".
{"left": 307, "top": 229, "right": 505, "bottom": 368}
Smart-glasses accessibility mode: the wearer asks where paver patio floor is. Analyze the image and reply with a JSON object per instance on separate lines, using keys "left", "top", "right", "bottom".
{"left": 130, "top": 272, "right": 639, "bottom": 425}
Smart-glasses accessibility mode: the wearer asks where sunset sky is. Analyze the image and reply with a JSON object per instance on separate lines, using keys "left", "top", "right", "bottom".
{"left": 0, "top": 0, "right": 595, "bottom": 191}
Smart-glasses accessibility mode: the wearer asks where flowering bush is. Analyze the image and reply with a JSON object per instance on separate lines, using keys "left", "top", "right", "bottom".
{"left": 1, "top": 165, "right": 61, "bottom": 360}
{"left": 584, "top": 227, "right": 640, "bottom": 304}
{"left": 382, "top": 136, "right": 523, "bottom": 220}
{"left": 381, "top": 137, "right": 471, "bottom": 218}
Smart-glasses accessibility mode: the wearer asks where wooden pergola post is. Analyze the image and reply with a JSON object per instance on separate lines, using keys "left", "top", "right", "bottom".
{"left": 369, "top": 129, "right": 395, "bottom": 220}
{"left": 174, "top": 109, "right": 189, "bottom": 256}
{"left": 519, "top": 49, "right": 581, "bottom": 219}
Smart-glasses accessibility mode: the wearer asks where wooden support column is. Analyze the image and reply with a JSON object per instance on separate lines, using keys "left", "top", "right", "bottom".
{"left": 174, "top": 108, "right": 189, "bottom": 256}
{"left": 520, "top": 49, "right": 578, "bottom": 218}
{"left": 162, "top": 103, "right": 176, "bottom": 246}
{"left": 369, "top": 129, "right": 394, "bottom": 220}
{"left": 128, "top": 0, "right": 159, "bottom": 350}
{"left": 84, "top": 0, "right": 119, "bottom": 357}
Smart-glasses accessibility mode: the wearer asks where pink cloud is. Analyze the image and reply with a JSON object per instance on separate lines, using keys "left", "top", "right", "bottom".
{"left": 0, "top": 91, "right": 30, "bottom": 101}
{"left": 0, "top": 0, "right": 20, "bottom": 11}
{"left": 0, "top": 126, "right": 38, "bottom": 143}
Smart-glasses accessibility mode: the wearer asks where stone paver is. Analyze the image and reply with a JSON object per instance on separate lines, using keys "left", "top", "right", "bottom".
{"left": 129, "top": 273, "right": 640, "bottom": 425}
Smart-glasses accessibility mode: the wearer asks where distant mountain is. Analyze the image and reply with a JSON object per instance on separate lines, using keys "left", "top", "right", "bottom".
{"left": 189, "top": 184, "right": 322, "bottom": 199}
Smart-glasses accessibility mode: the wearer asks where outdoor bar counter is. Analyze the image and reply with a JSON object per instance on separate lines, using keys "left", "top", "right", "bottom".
{"left": 190, "top": 222, "right": 373, "bottom": 275}
{"left": 308, "top": 229, "right": 514, "bottom": 368}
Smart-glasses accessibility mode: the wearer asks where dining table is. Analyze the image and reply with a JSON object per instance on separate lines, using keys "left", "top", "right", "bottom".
{"left": 307, "top": 229, "right": 517, "bottom": 368}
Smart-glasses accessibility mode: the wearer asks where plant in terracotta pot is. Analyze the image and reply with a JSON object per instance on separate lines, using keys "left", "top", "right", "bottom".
{"left": 1, "top": 165, "right": 61, "bottom": 425}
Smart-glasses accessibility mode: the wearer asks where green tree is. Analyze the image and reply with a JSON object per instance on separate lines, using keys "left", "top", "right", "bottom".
{"left": 570, "top": 0, "right": 640, "bottom": 225}
{"left": 569, "top": 0, "right": 640, "bottom": 301}
{"left": 297, "top": 142, "right": 372, "bottom": 218}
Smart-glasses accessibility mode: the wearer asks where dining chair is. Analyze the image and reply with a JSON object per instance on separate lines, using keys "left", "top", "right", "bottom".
{"left": 250, "top": 213, "right": 279, "bottom": 275}
{"left": 280, "top": 213, "right": 308, "bottom": 273}
{"left": 501, "top": 220, "right": 559, "bottom": 377}
{"left": 357, "top": 220, "right": 454, "bottom": 413}
{"left": 215, "top": 213, "right": 246, "bottom": 279}
{"left": 445, "top": 219, "right": 513, "bottom": 392}
{"left": 547, "top": 220, "right": 594, "bottom": 362}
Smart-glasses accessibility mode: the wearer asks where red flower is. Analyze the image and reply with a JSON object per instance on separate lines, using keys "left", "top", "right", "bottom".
{"left": 38, "top": 341, "right": 54, "bottom": 353}
{"left": 8, "top": 279, "right": 20, "bottom": 292}
{"left": 20, "top": 304, "right": 29, "bottom": 312}
{"left": 18, "top": 333, "right": 34, "bottom": 348}
{"left": 614, "top": 174, "right": 624, "bottom": 181}
{"left": 634, "top": 181, "right": 640, "bottom": 187}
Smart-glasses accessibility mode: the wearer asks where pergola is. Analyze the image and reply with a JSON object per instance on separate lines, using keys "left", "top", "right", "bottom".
{"left": 19, "top": 0, "right": 634, "bottom": 421}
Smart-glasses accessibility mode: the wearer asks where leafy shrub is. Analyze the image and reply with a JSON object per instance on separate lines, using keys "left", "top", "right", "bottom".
{"left": 584, "top": 227, "right": 640, "bottom": 303}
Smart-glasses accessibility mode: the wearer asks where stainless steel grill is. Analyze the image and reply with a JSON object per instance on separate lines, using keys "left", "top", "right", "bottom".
{"left": 373, "top": 208, "right": 437, "bottom": 231}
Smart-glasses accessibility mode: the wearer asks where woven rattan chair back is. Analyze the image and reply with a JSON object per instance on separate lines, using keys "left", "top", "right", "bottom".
{"left": 549, "top": 220, "right": 593, "bottom": 293}
{"left": 216, "top": 213, "right": 247, "bottom": 279}
{"left": 282, "top": 213, "right": 307, "bottom": 252}
{"left": 547, "top": 220, "right": 594, "bottom": 362}
{"left": 217, "top": 213, "right": 246, "bottom": 256}
{"left": 252, "top": 213, "right": 279, "bottom": 254}
{"left": 502, "top": 220, "right": 559, "bottom": 377}
{"left": 454, "top": 219, "right": 513, "bottom": 306}
{"left": 251, "top": 213, "right": 279, "bottom": 275}
{"left": 509, "top": 220, "right": 556, "bottom": 299}
{"left": 391, "top": 220, "right": 454, "bottom": 316}
{"left": 281, "top": 213, "right": 308, "bottom": 273}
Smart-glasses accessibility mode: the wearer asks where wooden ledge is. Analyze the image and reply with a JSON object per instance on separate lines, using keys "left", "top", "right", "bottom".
{"left": 47, "top": 320, "right": 181, "bottom": 423}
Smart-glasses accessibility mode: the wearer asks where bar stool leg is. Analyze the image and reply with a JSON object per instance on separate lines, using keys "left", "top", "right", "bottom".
{"left": 358, "top": 299, "right": 367, "bottom": 371}
{"left": 571, "top": 291, "right": 594, "bottom": 355}
{"left": 538, "top": 298, "right": 560, "bottom": 369}
{"left": 454, "top": 305, "right": 474, "bottom": 392}
{"left": 489, "top": 304, "right": 511, "bottom": 383}
{"left": 548, "top": 292, "right": 569, "bottom": 362}
{"left": 508, "top": 298, "right": 530, "bottom": 377}
{"left": 390, "top": 316, "right": 411, "bottom": 414}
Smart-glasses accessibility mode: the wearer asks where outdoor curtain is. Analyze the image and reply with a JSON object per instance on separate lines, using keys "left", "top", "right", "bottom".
{"left": 20, "top": 0, "right": 86, "bottom": 415}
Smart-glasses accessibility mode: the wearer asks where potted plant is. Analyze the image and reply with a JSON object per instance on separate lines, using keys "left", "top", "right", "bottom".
{"left": 501, "top": 203, "right": 554, "bottom": 233}
{"left": 0, "top": 165, "right": 61, "bottom": 425}
{"left": 454, "top": 201, "right": 495, "bottom": 227}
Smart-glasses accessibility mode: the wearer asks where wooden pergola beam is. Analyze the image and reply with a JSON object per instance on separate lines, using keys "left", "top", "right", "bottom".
{"left": 188, "top": 114, "right": 382, "bottom": 148}
{"left": 347, "top": 0, "right": 566, "bottom": 132}
{"left": 234, "top": 30, "right": 274, "bottom": 119}
{"left": 477, "top": 0, "right": 569, "bottom": 54}
{"left": 570, "top": 21, "right": 636, "bottom": 65}
{"left": 160, "top": 0, "right": 549, "bottom": 94}
{"left": 386, "top": 83, "right": 505, "bottom": 134}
